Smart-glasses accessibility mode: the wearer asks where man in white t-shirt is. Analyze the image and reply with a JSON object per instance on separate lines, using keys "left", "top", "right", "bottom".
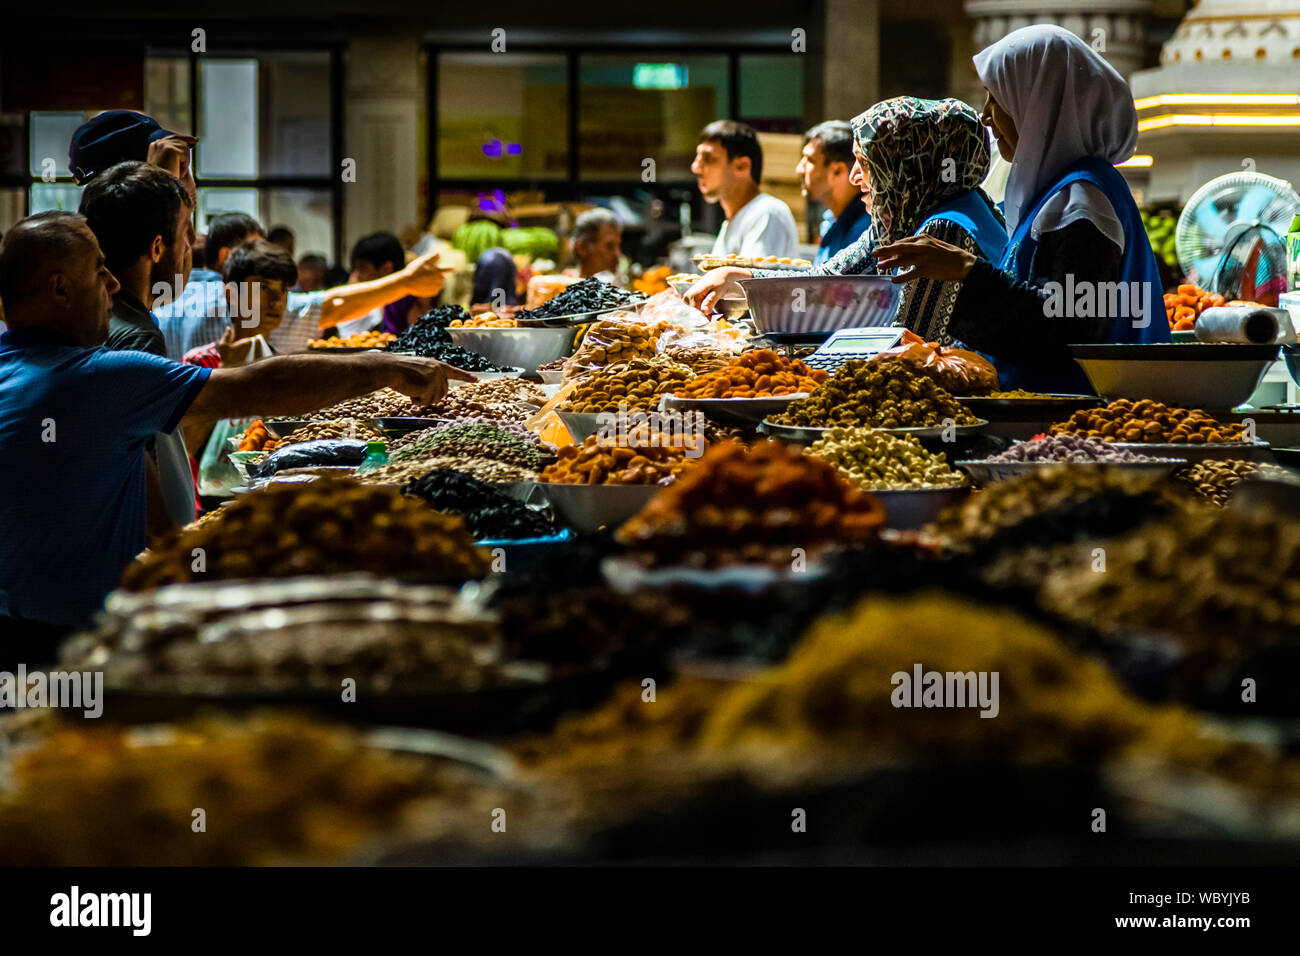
{"left": 691, "top": 120, "right": 798, "bottom": 259}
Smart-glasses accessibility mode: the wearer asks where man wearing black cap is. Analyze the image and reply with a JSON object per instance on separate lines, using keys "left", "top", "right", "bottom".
{"left": 69, "top": 110, "right": 197, "bottom": 202}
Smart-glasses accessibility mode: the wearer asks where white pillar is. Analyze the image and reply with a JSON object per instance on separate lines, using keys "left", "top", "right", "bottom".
{"left": 344, "top": 33, "right": 423, "bottom": 251}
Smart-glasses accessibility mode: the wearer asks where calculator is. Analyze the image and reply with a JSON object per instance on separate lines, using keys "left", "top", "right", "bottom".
{"left": 801, "top": 327, "right": 907, "bottom": 374}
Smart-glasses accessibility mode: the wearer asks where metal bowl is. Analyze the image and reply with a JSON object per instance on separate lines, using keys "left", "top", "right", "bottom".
{"left": 738, "top": 275, "right": 903, "bottom": 335}
{"left": 449, "top": 328, "right": 578, "bottom": 373}
{"left": 556, "top": 411, "right": 605, "bottom": 443}
{"left": 660, "top": 393, "right": 808, "bottom": 427}
{"left": 868, "top": 486, "right": 971, "bottom": 530}
{"left": 955, "top": 459, "right": 1188, "bottom": 485}
{"left": 1070, "top": 344, "right": 1278, "bottom": 408}
{"left": 537, "top": 482, "right": 665, "bottom": 534}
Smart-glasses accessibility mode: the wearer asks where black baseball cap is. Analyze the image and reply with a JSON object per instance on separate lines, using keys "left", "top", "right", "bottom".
{"left": 68, "top": 111, "right": 184, "bottom": 185}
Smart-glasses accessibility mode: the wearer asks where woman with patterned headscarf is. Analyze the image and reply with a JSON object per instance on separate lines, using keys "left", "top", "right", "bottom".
{"left": 687, "top": 96, "right": 1007, "bottom": 344}
{"left": 875, "top": 25, "right": 1168, "bottom": 392}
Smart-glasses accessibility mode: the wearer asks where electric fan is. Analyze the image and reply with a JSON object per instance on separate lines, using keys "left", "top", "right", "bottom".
{"left": 1175, "top": 171, "right": 1300, "bottom": 305}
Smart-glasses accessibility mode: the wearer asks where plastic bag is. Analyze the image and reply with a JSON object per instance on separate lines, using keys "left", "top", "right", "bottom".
{"left": 563, "top": 315, "right": 673, "bottom": 380}
{"left": 249, "top": 439, "right": 369, "bottom": 478}
{"left": 197, "top": 335, "right": 274, "bottom": 496}
{"left": 871, "top": 330, "right": 999, "bottom": 396}
{"left": 636, "top": 289, "right": 709, "bottom": 329}
{"left": 655, "top": 323, "right": 746, "bottom": 373}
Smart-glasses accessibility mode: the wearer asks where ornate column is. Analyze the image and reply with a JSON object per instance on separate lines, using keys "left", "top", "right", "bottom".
{"left": 964, "top": 0, "right": 1156, "bottom": 77}
{"left": 344, "top": 32, "right": 423, "bottom": 250}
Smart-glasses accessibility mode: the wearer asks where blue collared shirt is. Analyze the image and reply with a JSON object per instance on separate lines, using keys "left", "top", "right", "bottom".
{"left": 0, "top": 327, "right": 210, "bottom": 627}
{"left": 814, "top": 200, "right": 872, "bottom": 265}
{"left": 154, "top": 267, "right": 226, "bottom": 360}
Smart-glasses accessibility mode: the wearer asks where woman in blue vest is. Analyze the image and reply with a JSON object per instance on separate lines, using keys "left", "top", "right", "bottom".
{"left": 874, "top": 25, "right": 1169, "bottom": 393}
{"left": 687, "top": 96, "right": 1007, "bottom": 344}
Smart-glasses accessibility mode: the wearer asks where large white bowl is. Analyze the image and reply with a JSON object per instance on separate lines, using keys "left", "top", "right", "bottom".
{"left": 1070, "top": 344, "right": 1278, "bottom": 409}
{"left": 536, "top": 482, "right": 665, "bottom": 534}
{"left": 449, "top": 327, "right": 579, "bottom": 373}
{"left": 738, "top": 275, "right": 903, "bottom": 334}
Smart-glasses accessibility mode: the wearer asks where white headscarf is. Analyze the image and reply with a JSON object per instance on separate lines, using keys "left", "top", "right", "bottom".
{"left": 974, "top": 24, "right": 1138, "bottom": 235}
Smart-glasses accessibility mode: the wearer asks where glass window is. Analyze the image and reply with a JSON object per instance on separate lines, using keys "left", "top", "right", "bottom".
{"left": 260, "top": 52, "right": 332, "bottom": 177}
{"left": 437, "top": 53, "right": 568, "bottom": 181}
{"left": 196, "top": 186, "right": 260, "bottom": 231}
{"left": 262, "top": 188, "right": 333, "bottom": 261}
{"left": 198, "top": 60, "right": 258, "bottom": 179}
{"left": 145, "top": 57, "right": 192, "bottom": 137}
{"left": 0, "top": 113, "right": 25, "bottom": 177}
{"left": 29, "top": 111, "right": 87, "bottom": 179}
{"left": 28, "top": 183, "right": 82, "bottom": 215}
{"left": 578, "top": 54, "right": 728, "bottom": 182}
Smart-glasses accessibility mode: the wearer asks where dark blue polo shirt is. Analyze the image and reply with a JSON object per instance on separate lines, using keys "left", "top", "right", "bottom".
{"left": 815, "top": 200, "right": 872, "bottom": 265}
{"left": 0, "top": 326, "right": 210, "bottom": 628}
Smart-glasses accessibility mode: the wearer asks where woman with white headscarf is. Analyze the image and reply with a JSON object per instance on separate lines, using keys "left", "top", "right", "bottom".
{"left": 875, "top": 24, "right": 1168, "bottom": 393}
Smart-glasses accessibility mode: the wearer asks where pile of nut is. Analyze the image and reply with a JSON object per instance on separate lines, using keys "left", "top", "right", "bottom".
{"left": 1171, "top": 459, "right": 1294, "bottom": 507}
{"left": 565, "top": 319, "right": 672, "bottom": 376}
{"left": 616, "top": 440, "right": 886, "bottom": 567}
{"left": 985, "top": 434, "right": 1174, "bottom": 463}
{"left": 276, "top": 419, "right": 383, "bottom": 446}
{"left": 770, "top": 360, "right": 978, "bottom": 429}
{"left": 541, "top": 434, "right": 697, "bottom": 486}
{"left": 1039, "top": 507, "right": 1300, "bottom": 656}
{"left": 358, "top": 458, "right": 539, "bottom": 486}
{"left": 390, "top": 418, "right": 542, "bottom": 453}
{"left": 807, "top": 426, "right": 966, "bottom": 490}
{"left": 391, "top": 423, "right": 554, "bottom": 471}
{"left": 1049, "top": 398, "right": 1244, "bottom": 444}
{"left": 308, "top": 330, "right": 396, "bottom": 349}
{"left": 671, "top": 349, "right": 827, "bottom": 398}
{"left": 561, "top": 356, "right": 695, "bottom": 413}
{"left": 122, "top": 479, "right": 490, "bottom": 589}
{"left": 304, "top": 388, "right": 422, "bottom": 420}
{"left": 423, "top": 379, "right": 546, "bottom": 421}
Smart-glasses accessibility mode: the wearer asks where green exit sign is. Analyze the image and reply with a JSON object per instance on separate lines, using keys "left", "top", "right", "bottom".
{"left": 633, "top": 63, "right": 688, "bottom": 89}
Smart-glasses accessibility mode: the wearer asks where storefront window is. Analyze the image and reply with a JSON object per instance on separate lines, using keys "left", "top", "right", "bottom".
{"left": 738, "top": 54, "right": 804, "bottom": 133}
{"left": 437, "top": 53, "right": 568, "bottom": 181}
{"left": 578, "top": 54, "right": 728, "bottom": 182}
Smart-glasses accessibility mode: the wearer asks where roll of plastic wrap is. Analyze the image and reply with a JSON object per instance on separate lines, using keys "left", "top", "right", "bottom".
{"left": 1194, "top": 306, "right": 1296, "bottom": 344}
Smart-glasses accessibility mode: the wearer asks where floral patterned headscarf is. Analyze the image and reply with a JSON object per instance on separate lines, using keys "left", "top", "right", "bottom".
{"left": 850, "top": 97, "right": 991, "bottom": 245}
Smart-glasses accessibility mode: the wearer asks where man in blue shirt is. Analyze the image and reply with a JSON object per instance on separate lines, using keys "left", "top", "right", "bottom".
{"left": 796, "top": 121, "right": 871, "bottom": 265}
{"left": 0, "top": 212, "right": 470, "bottom": 652}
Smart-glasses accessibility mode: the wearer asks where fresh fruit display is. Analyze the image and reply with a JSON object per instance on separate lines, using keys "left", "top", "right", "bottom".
{"left": 1141, "top": 207, "right": 1179, "bottom": 269}
{"left": 452, "top": 219, "right": 504, "bottom": 263}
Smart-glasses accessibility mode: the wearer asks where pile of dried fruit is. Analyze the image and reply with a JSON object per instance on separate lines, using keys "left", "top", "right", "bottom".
{"left": 384, "top": 305, "right": 504, "bottom": 371}
{"left": 1050, "top": 399, "right": 1244, "bottom": 444}
{"left": 670, "top": 349, "right": 827, "bottom": 398}
{"left": 540, "top": 434, "right": 697, "bottom": 486}
{"left": 807, "top": 426, "right": 966, "bottom": 490}
{"left": 308, "top": 330, "right": 396, "bottom": 349}
{"left": 122, "top": 479, "right": 490, "bottom": 588}
{"left": 423, "top": 379, "right": 546, "bottom": 422}
{"left": 770, "top": 360, "right": 978, "bottom": 429}
{"left": 236, "top": 420, "right": 282, "bottom": 452}
{"left": 616, "top": 440, "right": 886, "bottom": 566}
{"left": 449, "top": 313, "right": 518, "bottom": 328}
{"left": 565, "top": 318, "right": 672, "bottom": 375}
{"left": 403, "top": 468, "right": 554, "bottom": 538}
{"left": 560, "top": 356, "right": 694, "bottom": 413}
{"left": 304, "top": 388, "right": 423, "bottom": 420}
{"left": 359, "top": 458, "right": 538, "bottom": 486}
